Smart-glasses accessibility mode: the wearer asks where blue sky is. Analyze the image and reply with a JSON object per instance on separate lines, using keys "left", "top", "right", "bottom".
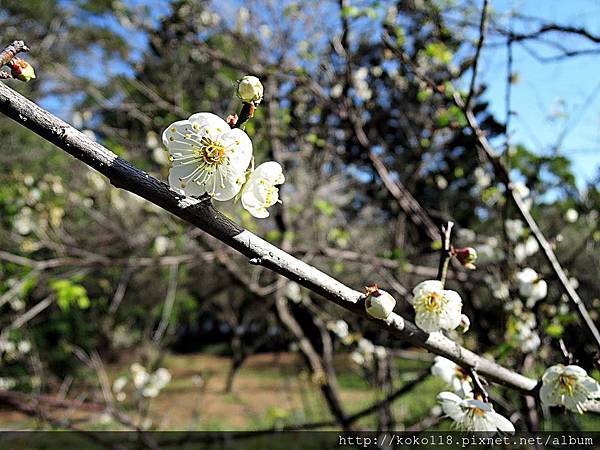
{"left": 477, "top": 0, "right": 600, "bottom": 187}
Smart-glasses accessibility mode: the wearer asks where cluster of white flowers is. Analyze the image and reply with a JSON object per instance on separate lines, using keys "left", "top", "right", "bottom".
{"left": 516, "top": 267, "right": 547, "bottom": 307}
{"left": 0, "top": 337, "right": 31, "bottom": 360}
{"left": 540, "top": 365, "right": 600, "bottom": 413}
{"left": 408, "top": 280, "right": 463, "bottom": 333}
{"left": 163, "top": 107, "right": 285, "bottom": 218}
{"left": 438, "top": 392, "right": 515, "bottom": 433}
{"left": 112, "top": 364, "right": 172, "bottom": 401}
{"left": 505, "top": 311, "right": 540, "bottom": 353}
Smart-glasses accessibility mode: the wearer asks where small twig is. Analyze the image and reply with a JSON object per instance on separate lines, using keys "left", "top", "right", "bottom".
{"left": 436, "top": 221, "right": 454, "bottom": 286}
{"left": 465, "top": 0, "right": 490, "bottom": 110}
{"left": 558, "top": 338, "right": 573, "bottom": 365}
{"left": 468, "top": 368, "right": 489, "bottom": 403}
{"left": 0, "top": 40, "right": 29, "bottom": 67}
{"left": 233, "top": 102, "right": 254, "bottom": 129}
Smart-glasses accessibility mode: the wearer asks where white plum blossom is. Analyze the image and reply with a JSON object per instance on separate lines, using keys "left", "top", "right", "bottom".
{"left": 564, "top": 208, "right": 579, "bottom": 223}
{"left": 438, "top": 392, "right": 515, "bottom": 432}
{"left": 540, "top": 365, "right": 600, "bottom": 413}
{"left": 516, "top": 268, "right": 547, "bottom": 305}
{"left": 409, "top": 280, "right": 463, "bottom": 333}
{"left": 241, "top": 161, "right": 285, "bottom": 218}
{"left": 364, "top": 286, "right": 396, "bottom": 320}
{"left": 236, "top": 75, "right": 263, "bottom": 104}
{"left": 164, "top": 113, "right": 252, "bottom": 201}
{"left": 505, "top": 219, "right": 524, "bottom": 242}
{"left": 431, "top": 356, "right": 472, "bottom": 396}
{"left": 474, "top": 167, "right": 491, "bottom": 188}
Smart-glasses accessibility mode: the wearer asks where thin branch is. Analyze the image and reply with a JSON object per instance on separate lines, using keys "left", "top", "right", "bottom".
{"left": 465, "top": 0, "right": 489, "bottom": 110}
{"left": 0, "top": 40, "right": 29, "bottom": 66}
{"left": 436, "top": 221, "right": 454, "bottom": 286}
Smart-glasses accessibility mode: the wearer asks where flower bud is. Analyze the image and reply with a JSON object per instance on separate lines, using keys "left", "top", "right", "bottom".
{"left": 364, "top": 284, "right": 396, "bottom": 320}
{"left": 10, "top": 58, "right": 36, "bottom": 82}
{"left": 455, "top": 247, "right": 477, "bottom": 270}
{"left": 457, "top": 314, "right": 470, "bottom": 333}
{"left": 236, "top": 75, "right": 263, "bottom": 104}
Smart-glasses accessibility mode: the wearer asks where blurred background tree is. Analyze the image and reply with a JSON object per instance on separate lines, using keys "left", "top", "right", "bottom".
{"left": 0, "top": 0, "right": 599, "bottom": 432}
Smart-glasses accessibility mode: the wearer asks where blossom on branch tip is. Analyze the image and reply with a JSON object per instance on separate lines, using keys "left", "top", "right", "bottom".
{"left": 163, "top": 113, "right": 252, "bottom": 200}
{"left": 438, "top": 392, "right": 515, "bottom": 432}
{"left": 236, "top": 75, "right": 263, "bottom": 104}
{"left": 241, "top": 161, "right": 285, "bottom": 218}
{"left": 409, "top": 280, "right": 462, "bottom": 333}
{"left": 540, "top": 365, "right": 600, "bottom": 413}
{"left": 364, "top": 284, "right": 396, "bottom": 320}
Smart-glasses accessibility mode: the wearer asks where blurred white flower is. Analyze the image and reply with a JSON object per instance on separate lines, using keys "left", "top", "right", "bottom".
{"left": 564, "top": 208, "right": 578, "bottom": 223}
{"left": 241, "top": 161, "right": 285, "bottom": 218}
{"left": 514, "top": 236, "right": 539, "bottom": 263}
{"left": 146, "top": 131, "right": 159, "bottom": 149}
{"left": 474, "top": 167, "right": 491, "bottom": 188}
{"left": 14, "top": 207, "right": 34, "bottom": 235}
{"left": 409, "top": 280, "right": 462, "bottom": 333}
{"left": 431, "top": 356, "right": 472, "bottom": 396}
{"left": 505, "top": 219, "right": 524, "bottom": 242}
{"left": 130, "top": 363, "right": 150, "bottom": 389}
{"left": 516, "top": 268, "right": 547, "bottom": 305}
{"left": 0, "top": 377, "right": 16, "bottom": 390}
{"left": 152, "top": 147, "right": 169, "bottom": 166}
{"left": 153, "top": 236, "right": 170, "bottom": 256}
{"left": 112, "top": 376, "right": 128, "bottom": 393}
{"left": 456, "top": 228, "right": 476, "bottom": 243}
{"left": 327, "top": 320, "right": 349, "bottom": 340}
{"left": 540, "top": 365, "right": 600, "bottom": 413}
{"left": 236, "top": 75, "right": 264, "bottom": 104}
{"left": 351, "top": 351, "right": 365, "bottom": 366}
{"left": 364, "top": 286, "right": 396, "bottom": 320}
{"left": 374, "top": 345, "right": 387, "bottom": 360}
{"left": 285, "top": 281, "right": 303, "bottom": 304}
{"left": 164, "top": 113, "right": 252, "bottom": 200}
{"left": 438, "top": 392, "right": 514, "bottom": 432}
{"left": 17, "top": 340, "right": 31, "bottom": 354}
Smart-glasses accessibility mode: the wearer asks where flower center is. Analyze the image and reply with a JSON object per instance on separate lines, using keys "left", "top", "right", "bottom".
{"left": 424, "top": 292, "right": 444, "bottom": 313}
{"left": 558, "top": 374, "right": 576, "bottom": 396}
{"left": 196, "top": 137, "right": 226, "bottom": 165}
{"left": 471, "top": 407, "right": 487, "bottom": 417}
